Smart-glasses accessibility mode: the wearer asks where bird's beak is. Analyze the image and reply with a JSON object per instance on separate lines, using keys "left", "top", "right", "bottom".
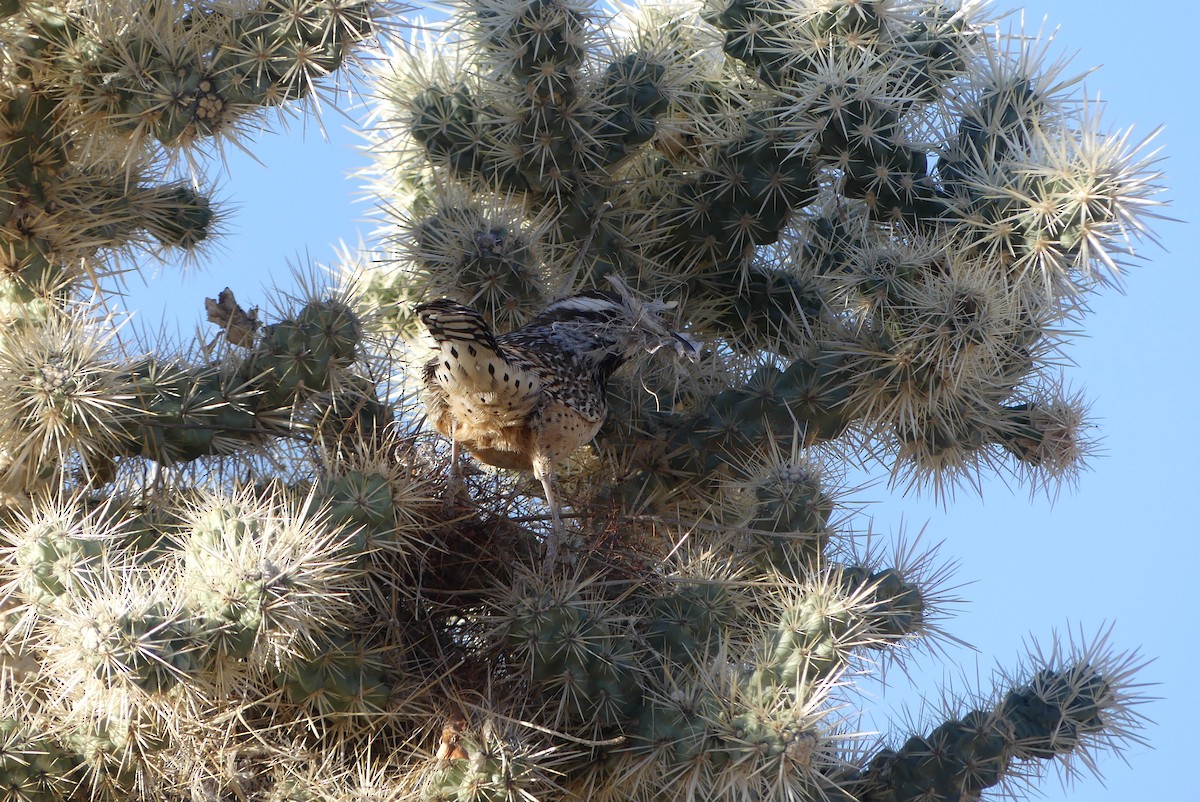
{"left": 671, "top": 332, "right": 700, "bottom": 359}
{"left": 643, "top": 331, "right": 698, "bottom": 359}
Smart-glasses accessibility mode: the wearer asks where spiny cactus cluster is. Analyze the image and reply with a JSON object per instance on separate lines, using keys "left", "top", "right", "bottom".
{"left": 0, "top": 0, "right": 387, "bottom": 321}
{"left": 0, "top": 1, "right": 1163, "bottom": 801}
{"left": 370, "top": 0, "right": 1161, "bottom": 500}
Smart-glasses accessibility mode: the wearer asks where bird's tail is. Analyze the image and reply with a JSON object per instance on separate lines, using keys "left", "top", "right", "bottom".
{"left": 416, "top": 300, "right": 499, "bottom": 350}
{"left": 415, "top": 299, "right": 512, "bottom": 392}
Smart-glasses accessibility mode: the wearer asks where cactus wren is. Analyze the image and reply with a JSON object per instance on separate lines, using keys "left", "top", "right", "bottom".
{"left": 416, "top": 279, "right": 695, "bottom": 568}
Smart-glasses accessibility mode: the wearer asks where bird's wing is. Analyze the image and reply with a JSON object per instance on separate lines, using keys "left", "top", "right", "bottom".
{"left": 502, "top": 334, "right": 608, "bottom": 425}
{"left": 416, "top": 300, "right": 543, "bottom": 426}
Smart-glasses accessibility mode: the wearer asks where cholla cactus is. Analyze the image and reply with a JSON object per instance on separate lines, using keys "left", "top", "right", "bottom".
{"left": 0, "top": 0, "right": 1164, "bottom": 801}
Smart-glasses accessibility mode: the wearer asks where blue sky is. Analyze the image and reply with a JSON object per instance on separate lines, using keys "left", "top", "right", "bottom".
{"left": 124, "top": 1, "right": 1199, "bottom": 800}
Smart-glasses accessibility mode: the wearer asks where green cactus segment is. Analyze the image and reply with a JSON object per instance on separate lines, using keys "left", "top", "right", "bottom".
{"left": 210, "top": 0, "right": 377, "bottom": 110}
{"left": 0, "top": 103, "right": 219, "bottom": 287}
{"left": 726, "top": 704, "right": 819, "bottom": 767}
{"left": 665, "top": 112, "right": 819, "bottom": 268}
{"left": 600, "top": 351, "right": 853, "bottom": 519}
{"left": 61, "top": 1, "right": 381, "bottom": 142}
{"left": 0, "top": 718, "right": 79, "bottom": 802}
{"left": 841, "top": 146, "right": 944, "bottom": 226}
{"left": 759, "top": 602, "right": 847, "bottom": 686}
{"left": 251, "top": 300, "right": 361, "bottom": 401}
{"left": 898, "top": 6, "right": 975, "bottom": 100}
{"left": 750, "top": 462, "right": 833, "bottom": 534}
{"left": 631, "top": 692, "right": 714, "bottom": 766}
{"left": 0, "top": 2, "right": 382, "bottom": 314}
{"left": 409, "top": 86, "right": 489, "bottom": 180}
{"left": 121, "top": 360, "right": 254, "bottom": 464}
{"left": 275, "top": 635, "right": 390, "bottom": 715}
{"left": 709, "top": 0, "right": 972, "bottom": 94}
{"left": 941, "top": 82, "right": 1041, "bottom": 187}
{"left": 988, "top": 399, "right": 1082, "bottom": 475}
{"left": 502, "top": 590, "right": 593, "bottom": 681}
{"left": 9, "top": 520, "right": 101, "bottom": 607}
{"left": 115, "top": 300, "right": 362, "bottom": 465}
{"left": 0, "top": 182, "right": 213, "bottom": 298}
{"left": 502, "top": 588, "right": 643, "bottom": 726}
{"left": 407, "top": 0, "right": 675, "bottom": 249}
{"left": 696, "top": 264, "right": 826, "bottom": 345}
{"left": 137, "top": 185, "right": 214, "bottom": 249}
{"left": 474, "top": 0, "right": 590, "bottom": 77}
{"left": 72, "top": 600, "right": 198, "bottom": 692}
{"left": 0, "top": 91, "right": 60, "bottom": 177}
{"left": 422, "top": 728, "right": 553, "bottom": 802}
{"left": 704, "top": 0, "right": 790, "bottom": 85}
{"left": 695, "top": 0, "right": 973, "bottom": 229}
{"left": 191, "top": 593, "right": 261, "bottom": 666}
{"left": 0, "top": 276, "right": 54, "bottom": 326}
{"left": 178, "top": 493, "right": 360, "bottom": 673}
{"left": 756, "top": 565, "right": 925, "bottom": 686}
{"left": 63, "top": 714, "right": 150, "bottom": 794}
{"left": 669, "top": 352, "right": 853, "bottom": 475}
{"left": 319, "top": 469, "right": 395, "bottom": 554}
{"left": 857, "top": 710, "right": 1010, "bottom": 802}
{"left": 643, "top": 583, "right": 734, "bottom": 663}
{"left": 856, "top": 664, "right": 1118, "bottom": 802}
{"left": 1001, "top": 668, "right": 1112, "bottom": 758}
{"left": 864, "top": 568, "right": 925, "bottom": 640}
{"left": 184, "top": 514, "right": 267, "bottom": 663}
{"left": 595, "top": 53, "right": 671, "bottom": 157}
{"left": 188, "top": 499, "right": 264, "bottom": 551}
{"left": 312, "top": 376, "right": 393, "bottom": 456}
{"left": 964, "top": 174, "right": 1108, "bottom": 273}
{"left": 744, "top": 461, "right": 834, "bottom": 574}
{"left": 627, "top": 685, "right": 825, "bottom": 793}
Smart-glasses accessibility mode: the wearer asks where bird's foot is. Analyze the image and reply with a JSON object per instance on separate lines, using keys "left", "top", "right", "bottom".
{"left": 442, "top": 469, "right": 471, "bottom": 515}
{"left": 542, "top": 527, "right": 561, "bottom": 573}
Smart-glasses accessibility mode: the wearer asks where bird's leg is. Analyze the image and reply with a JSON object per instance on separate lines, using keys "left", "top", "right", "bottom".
{"left": 532, "top": 455, "right": 564, "bottom": 572}
{"left": 445, "top": 421, "right": 466, "bottom": 509}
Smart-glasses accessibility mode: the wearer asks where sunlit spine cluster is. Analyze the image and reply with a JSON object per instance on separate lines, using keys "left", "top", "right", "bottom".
{"left": 0, "top": 3, "right": 448, "bottom": 799}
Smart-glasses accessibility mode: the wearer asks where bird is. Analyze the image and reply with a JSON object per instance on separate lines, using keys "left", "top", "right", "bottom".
{"left": 416, "top": 276, "right": 696, "bottom": 569}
